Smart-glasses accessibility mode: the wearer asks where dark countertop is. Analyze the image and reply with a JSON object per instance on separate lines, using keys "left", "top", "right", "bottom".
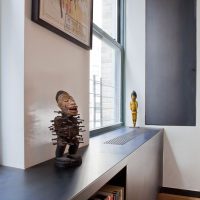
{"left": 0, "top": 127, "right": 162, "bottom": 200}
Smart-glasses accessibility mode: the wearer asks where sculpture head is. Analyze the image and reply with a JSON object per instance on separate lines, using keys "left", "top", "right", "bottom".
{"left": 56, "top": 90, "right": 78, "bottom": 116}
{"left": 131, "top": 90, "right": 137, "bottom": 101}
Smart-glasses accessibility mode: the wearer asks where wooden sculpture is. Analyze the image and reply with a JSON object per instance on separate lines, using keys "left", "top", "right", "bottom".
{"left": 130, "top": 91, "right": 138, "bottom": 127}
{"left": 49, "top": 90, "right": 85, "bottom": 168}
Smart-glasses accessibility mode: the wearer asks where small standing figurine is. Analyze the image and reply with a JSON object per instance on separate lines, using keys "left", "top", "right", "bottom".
{"left": 130, "top": 91, "right": 138, "bottom": 127}
{"left": 49, "top": 90, "right": 85, "bottom": 168}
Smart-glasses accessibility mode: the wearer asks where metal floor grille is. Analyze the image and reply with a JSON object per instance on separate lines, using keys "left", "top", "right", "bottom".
{"left": 104, "top": 132, "right": 138, "bottom": 145}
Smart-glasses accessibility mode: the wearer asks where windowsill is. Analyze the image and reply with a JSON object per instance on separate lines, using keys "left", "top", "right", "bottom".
{"left": 90, "top": 122, "right": 124, "bottom": 138}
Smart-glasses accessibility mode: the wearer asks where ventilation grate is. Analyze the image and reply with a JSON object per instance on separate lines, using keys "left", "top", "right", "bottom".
{"left": 104, "top": 132, "right": 138, "bottom": 145}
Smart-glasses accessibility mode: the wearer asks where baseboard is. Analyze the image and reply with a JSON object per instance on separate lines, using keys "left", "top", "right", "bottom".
{"left": 160, "top": 187, "right": 200, "bottom": 198}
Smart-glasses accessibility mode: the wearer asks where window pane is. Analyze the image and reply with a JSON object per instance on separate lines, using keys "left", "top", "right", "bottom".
{"left": 93, "top": 0, "right": 118, "bottom": 40}
{"left": 90, "top": 35, "right": 121, "bottom": 130}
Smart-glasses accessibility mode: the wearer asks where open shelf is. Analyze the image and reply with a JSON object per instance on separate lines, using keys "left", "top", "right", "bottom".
{"left": 89, "top": 167, "right": 126, "bottom": 200}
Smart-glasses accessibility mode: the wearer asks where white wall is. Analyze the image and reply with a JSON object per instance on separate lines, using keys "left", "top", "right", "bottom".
{"left": 24, "top": 0, "right": 90, "bottom": 168}
{"left": 0, "top": 0, "right": 2, "bottom": 165}
{"left": 126, "top": 0, "right": 200, "bottom": 191}
{"left": 0, "top": 0, "right": 25, "bottom": 168}
{"left": 0, "top": 0, "right": 89, "bottom": 169}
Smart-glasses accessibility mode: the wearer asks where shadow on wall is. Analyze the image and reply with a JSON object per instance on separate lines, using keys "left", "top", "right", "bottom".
{"left": 24, "top": 102, "right": 56, "bottom": 168}
{"left": 163, "top": 131, "right": 183, "bottom": 187}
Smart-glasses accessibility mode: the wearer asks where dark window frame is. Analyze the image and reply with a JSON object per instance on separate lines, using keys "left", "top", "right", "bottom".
{"left": 90, "top": 0, "right": 125, "bottom": 137}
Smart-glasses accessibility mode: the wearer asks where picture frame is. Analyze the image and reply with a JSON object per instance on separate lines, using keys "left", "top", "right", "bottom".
{"left": 32, "top": 0, "right": 93, "bottom": 50}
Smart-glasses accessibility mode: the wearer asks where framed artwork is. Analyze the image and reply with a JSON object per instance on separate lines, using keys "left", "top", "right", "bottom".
{"left": 32, "top": 0, "right": 93, "bottom": 50}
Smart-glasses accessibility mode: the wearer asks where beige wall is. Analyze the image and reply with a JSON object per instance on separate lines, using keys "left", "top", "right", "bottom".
{"left": 125, "top": 0, "right": 200, "bottom": 191}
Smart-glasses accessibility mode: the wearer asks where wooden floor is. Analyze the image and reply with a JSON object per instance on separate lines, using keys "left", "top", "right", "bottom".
{"left": 158, "top": 193, "right": 200, "bottom": 200}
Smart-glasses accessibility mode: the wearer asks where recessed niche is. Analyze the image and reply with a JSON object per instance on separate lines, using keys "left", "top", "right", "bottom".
{"left": 145, "top": 0, "right": 196, "bottom": 126}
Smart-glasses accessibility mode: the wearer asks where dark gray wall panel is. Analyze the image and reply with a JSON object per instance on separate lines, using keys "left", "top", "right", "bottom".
{"left": 145, "top": 0, "right": 196, "bottom": 126}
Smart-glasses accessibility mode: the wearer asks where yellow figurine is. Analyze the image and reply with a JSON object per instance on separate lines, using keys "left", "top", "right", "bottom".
{"left": 130, "top": 91, "right": 138, "bottom": 127}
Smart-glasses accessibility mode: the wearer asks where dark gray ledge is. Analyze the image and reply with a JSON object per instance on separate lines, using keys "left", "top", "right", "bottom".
{"left": 0, "top": 127, "right": 163, "bottom": 200}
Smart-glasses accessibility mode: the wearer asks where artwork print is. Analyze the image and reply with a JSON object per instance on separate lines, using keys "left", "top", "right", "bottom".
{"left": 32, "top": 0, "right": 93, "bottom": 49}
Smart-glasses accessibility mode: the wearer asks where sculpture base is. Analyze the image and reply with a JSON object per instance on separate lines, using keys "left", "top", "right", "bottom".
{"left": 55, "top": 154, "right": 82, "bottom": 168}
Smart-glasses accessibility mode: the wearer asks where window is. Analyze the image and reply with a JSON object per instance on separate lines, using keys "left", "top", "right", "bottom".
{"left": 93, "top": 0, "right": 118, "bottom": 40}
{"left": 90, "top": 0, "right": 124, "bottom": 132}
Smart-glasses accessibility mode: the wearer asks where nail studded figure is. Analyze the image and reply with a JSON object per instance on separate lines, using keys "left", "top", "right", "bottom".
{"left": 49, "top": 90, "right": 85, "bottom": 168}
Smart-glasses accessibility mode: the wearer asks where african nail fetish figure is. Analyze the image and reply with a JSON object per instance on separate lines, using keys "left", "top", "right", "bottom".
{"left": 49, "top": 90, "right": 85, "bottom": 167}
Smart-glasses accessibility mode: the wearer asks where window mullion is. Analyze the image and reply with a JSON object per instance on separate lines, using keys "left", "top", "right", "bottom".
{"left": 93, "top": 23, "right": 123, "bottom": 50}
